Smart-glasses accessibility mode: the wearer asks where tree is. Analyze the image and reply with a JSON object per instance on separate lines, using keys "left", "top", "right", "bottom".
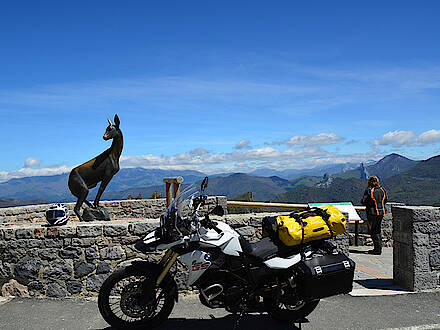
{"left": 149, "top": 191, "right": 163, "bottom": 199}
{"left": 136, "top": 193, "right": 143, "bottom": 200}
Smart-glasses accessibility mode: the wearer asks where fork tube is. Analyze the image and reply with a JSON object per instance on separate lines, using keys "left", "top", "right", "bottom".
{"left": 156, "top": 252, "right": 179, "bottom": 286}
{"left": 159, "top": 249, "right": 173, "bottom": 266}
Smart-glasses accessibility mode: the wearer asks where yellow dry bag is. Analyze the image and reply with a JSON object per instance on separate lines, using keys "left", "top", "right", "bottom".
{"left": 276, "top": 205, "right": 346, "bottom": 246}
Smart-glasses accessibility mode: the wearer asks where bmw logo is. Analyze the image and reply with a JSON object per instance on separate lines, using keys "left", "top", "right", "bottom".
{"left": 204, "top": 254, "right": 211, "bottom": 261}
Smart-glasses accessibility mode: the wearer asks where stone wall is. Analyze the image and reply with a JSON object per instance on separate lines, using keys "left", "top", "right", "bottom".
{"left": 392, "top": 205, "right": 440, "bottom": 292}
{"left": 0, "top": 211, "right": 349, "bottom": 298}
{"left": 0, "top": 221, "right": 159, "bottom": 298}
{"left": 0, "top": 197, "right": 226, "bottom": 224}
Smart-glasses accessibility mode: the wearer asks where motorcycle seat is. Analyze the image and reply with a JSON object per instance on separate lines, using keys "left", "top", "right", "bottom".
{"left": 239, "top": 236, "right": 301, "bottom": 260}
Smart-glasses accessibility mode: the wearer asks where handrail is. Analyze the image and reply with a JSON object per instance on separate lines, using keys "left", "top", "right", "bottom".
{"left": 226, "top": 200, "right": 366, "bottom": 211}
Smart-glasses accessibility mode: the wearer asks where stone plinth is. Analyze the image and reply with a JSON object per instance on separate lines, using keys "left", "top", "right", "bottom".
{"left": 392, "top": 205, "right": 440, "bottom": 292}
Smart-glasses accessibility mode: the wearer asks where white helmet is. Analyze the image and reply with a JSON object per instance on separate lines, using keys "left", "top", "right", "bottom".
{"left": 46, "top": 203, "right": 69, "bottom": 226}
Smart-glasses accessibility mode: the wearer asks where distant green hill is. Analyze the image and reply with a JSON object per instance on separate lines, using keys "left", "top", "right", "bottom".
{"left": 272, "top": 177, "right": 367, "bottom": 204}
{"left": 383, "top": 155, "right": 440, "bottom": 205}
{"left": 0, "top": 168, "right": 205, "bottom": 202}
{"left": 0, "top": 198, "right": 49, "bottom": 208}
{"left": 334, "top": 153, "right": 419, "bottom": 180}
{"left": 273, "top": 155, "right": 440, "bottom": 206}
{"left": 203, "top": 173, "right": 295, "bottom": 201}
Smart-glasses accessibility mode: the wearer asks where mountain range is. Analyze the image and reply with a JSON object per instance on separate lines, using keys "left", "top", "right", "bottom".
{"left": 0, "top": 153, "right": 438, "bottom": 207}
{"left": 274, "top": 155, "right": 440, "bottom": 206}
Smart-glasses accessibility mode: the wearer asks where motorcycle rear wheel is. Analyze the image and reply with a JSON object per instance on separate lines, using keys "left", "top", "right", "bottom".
{"left": 265, "top": 298, "right": 320, "bottom": 322}
{"left": 98, "top": 265, "right": 176, "bottom": 329}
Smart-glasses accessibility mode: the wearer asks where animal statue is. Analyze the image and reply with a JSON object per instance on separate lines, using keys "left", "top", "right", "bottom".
{"left": 68, "top": 114, "right": 123, "bottom": 221}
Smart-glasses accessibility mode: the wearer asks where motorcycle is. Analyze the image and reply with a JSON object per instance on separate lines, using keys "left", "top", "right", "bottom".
{"left": 98, "top": 177, "right": 355, "bottom": 329}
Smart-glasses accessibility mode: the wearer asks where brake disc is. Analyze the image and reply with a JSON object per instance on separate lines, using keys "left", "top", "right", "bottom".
{"left": 120, "top": 281, "right": 155, "bottom": 318}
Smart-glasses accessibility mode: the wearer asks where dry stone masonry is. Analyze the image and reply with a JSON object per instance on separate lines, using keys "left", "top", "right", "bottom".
{"left": 392, "top": 205, "right": 440, "bottom": 291}
{"left": 1, "top": 211, "right": 349, "bottom": 298}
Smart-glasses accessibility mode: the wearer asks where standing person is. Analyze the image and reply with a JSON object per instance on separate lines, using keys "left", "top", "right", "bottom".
{"left": 361, "top": 176, "right": 388, "bottom": 255}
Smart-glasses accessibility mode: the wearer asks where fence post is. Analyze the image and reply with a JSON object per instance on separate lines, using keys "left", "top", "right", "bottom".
{"left": 163, "top": 177, "right": 184, "bottom": 207}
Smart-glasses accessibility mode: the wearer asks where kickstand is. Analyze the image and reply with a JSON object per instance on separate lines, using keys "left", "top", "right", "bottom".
{"left": 232, "top": 311, "right": 245, "bottom": 330}
{"left": 293, "top": 317, "right": 309, "bottom": 330}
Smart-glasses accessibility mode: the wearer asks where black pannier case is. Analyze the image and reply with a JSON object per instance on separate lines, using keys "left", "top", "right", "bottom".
{"left": 262, "top": 216, "right": 277, "bottom": 238}
{"left": 296, "top": 253, "right": 355, "bottom": 301}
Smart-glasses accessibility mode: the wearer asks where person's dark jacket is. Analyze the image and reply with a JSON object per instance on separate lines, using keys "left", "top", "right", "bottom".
{"left": 361, "top": 186, "right": 388, "bottom": 216}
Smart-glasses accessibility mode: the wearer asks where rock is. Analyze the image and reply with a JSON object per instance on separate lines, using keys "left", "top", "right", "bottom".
{"left": 43, "top": 261, "right": 73, "bottom": 280}
{"left": 86, "top": 274, "right": 108, "bottom": 292}
{"left": 46, "top": 283, "right": 67, "bottom": 298}
{"left": 429, "top": 248, "right": 440, "bottom": 269}
{"left": 72, "top": 238, "right": 95, "bottom": 247}
{"left": 58, "top": 226, "right": 76, "bottom": 238}
{"left": 1, "top": 279, "right": 29, "bottom": 297}
{"left": 14, "top": 259, "right": 41, "bottom": 280}
{"left": 96, "top": 261, "right": 111, "bottom": 274}
{"left": 103, "top": 224, "right": 128, "bottom": 236}
{"left": 15, "top": 228, "right": 34, "bottom": 239}
{"left": 76, "top": 225, "right": 103, "bottom": 238}
{"left": 0, "top": 261, "right": 12, "bottom": 277}
{"left": 129, "top": 221, "right": 159, "bottom": 235}
{"left": 85, "top": 247, "right": 99, "bottom": 260}
{"left": 74, "top": 260, "right": 95, "bottom": 278}
{"left": 235, "top": 226, "right": 256, "bottom": 237}
{"left": 59, "top": 247, "right": 83, "bottom": 259}
{"left": 26, "top": 239, "right": 43, "bottom": 248}
{"left": 38, "top": 249, "right": 58, "bottom": 261}
{"left": 66, "top": 281, "right": 82, "bottom": 294}
{"left": 82, "top": 207, "right": 110, "bottom": 222}
{"left": 28, "top": 280, "right": 44, "bottom": 292}
{"left": 100, "top": 246, "right": 124, "bottom": 260}
{"left": 45, "top": 238, "right": 63, "bottom": 248}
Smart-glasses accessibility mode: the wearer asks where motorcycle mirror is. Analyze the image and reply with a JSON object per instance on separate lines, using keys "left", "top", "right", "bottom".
{"left": 211, "top": 205, "right": 225, "bottom": 216}
{"left": 201, "top": 176, "right": 209, "bottom": 192}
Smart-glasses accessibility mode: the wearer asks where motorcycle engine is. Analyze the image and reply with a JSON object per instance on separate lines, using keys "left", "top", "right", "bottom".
{"left": 197, "top": 255, "right": 246, "bottom": 309}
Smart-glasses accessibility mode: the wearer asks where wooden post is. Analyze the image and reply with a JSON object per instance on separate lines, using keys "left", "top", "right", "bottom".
{"left": 165, "top": 182, "right": 172, "bottom": 207}
{"left": 163, "top": 176, "right": 184, "bottom": 207}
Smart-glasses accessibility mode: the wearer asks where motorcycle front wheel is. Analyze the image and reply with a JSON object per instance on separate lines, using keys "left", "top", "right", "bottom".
{"left": 264, "top": 297, "right": 320, "bottom": 322}
{"left": 98, "top": 265, "right": 176, "bottom": 329}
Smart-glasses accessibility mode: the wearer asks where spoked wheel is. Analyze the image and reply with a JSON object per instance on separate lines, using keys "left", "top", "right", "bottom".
{"left": 265, "top": 297, "right": 320, "bottom": 322}
{"left": 98, "top": 265, "right": 176, "bottom": 329}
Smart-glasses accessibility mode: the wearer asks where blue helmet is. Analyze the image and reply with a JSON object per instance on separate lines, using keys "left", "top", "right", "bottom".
{"left": 46, "top": 203, "right": 69, "bottom": 226}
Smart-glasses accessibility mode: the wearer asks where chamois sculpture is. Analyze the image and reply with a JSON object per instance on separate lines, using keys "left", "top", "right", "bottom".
{"left": 68, "top": 114, "right": 123, "bottom": 221}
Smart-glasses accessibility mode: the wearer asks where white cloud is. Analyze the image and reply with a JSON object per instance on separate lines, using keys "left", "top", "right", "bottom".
{"left": 372, "top": 130, "right": 416, "bottom": 147}
{"left": 0, "top": 145, "right": 385, "bottom": 182}
{"left": 273, "top": 133, "right": 345, "bottom": 147}
{"left": 372, "top": 129, "right": 440, "bottom": 148}
{"left": 416, "top": 129, "right": 440, "bottom": 145}
{"left": 235, "top": 139, "right": 252, "bottom": 150}
{"left": 24, "top": 157, "right": 41, "bottom": 168}
{"left": 0, "top": 165, "right": 72, "bottom": 183}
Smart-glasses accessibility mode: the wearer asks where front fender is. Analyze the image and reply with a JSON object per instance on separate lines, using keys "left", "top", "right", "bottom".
{"left": 129, "top": 260, "right": 179, "bottom": 302}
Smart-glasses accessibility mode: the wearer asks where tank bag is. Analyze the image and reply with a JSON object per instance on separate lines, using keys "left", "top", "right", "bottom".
{"left": 275, "top": 206, "right": 347, "bottom": 246}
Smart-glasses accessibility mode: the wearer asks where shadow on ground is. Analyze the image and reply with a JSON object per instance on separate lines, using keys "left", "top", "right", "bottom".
{"left": 98, "top": 314, "right": 305, "bottom": 330}
{"left": 349, "top": 248, "right": 371, "bottom": 254}
{"left": 354, "top": 279, "right": 406, "bottom": 291}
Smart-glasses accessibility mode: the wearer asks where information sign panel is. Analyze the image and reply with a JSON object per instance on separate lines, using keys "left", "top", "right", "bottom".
{"left": 308, "top": 202, "right": 361, "bottom": 221}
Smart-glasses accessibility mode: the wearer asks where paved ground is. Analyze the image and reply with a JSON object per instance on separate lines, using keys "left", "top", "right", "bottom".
{"left": 1, "top": 292, "right": 439, "bottom": 330}
{"left": 1, "top": 246, "right": 439, "bottom": 330}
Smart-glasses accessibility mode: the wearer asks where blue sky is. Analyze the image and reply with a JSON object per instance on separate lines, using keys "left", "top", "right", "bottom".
{"left": 1, "top": 1, "right": 440, "bottom": 181}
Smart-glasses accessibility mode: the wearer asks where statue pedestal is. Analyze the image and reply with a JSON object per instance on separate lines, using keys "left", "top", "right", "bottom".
{"left": 82, "top": 206, "right": 110, "bottom": 222}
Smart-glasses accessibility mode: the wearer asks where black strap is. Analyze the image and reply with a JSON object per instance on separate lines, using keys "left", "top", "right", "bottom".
{"left": 290, "top": 207, "right": 334, "bottom": 239}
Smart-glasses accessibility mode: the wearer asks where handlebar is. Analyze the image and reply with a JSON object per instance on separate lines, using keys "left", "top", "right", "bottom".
{"left": 201, "top": 215, "right": 223, "bottom": 234}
